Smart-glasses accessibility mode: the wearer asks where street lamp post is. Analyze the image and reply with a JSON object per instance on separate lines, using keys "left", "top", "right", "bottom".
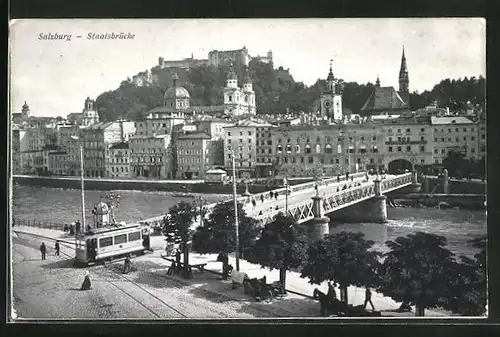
{"left": 230, "top": 150, "right": 240, "bottom": 271}
{"left": 71, "top": 136, "right": 86, "bottom": 233}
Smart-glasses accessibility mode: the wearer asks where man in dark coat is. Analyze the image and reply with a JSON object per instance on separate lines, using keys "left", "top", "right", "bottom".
{"left": 327, "top": 281, "right": 337, "bottom": 301}
{"left": 364, "top": 287, "right": 375, "bottom": 310}
{"left": 175, "top": 249, "right": 181, "bottom": 273}
{"left": 75, "top": 220, "right": 81, "bottom": 234}
{"left": 55, "top": 241, "right": 60, "bottom": 256}
{"left": 40, "top": 242, "right": 47, "bottom": 260}
{"left": 81, "top": 271, "right": 91, "bottom": 290}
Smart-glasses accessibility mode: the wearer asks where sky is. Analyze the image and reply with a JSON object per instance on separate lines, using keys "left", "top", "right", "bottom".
{"left": 9, "top": 18, "right": 485, "bottom": 117}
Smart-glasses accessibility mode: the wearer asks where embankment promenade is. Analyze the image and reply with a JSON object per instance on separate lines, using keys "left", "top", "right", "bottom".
{"left": 12, "top": 175, "right": 312, "bottom": 194}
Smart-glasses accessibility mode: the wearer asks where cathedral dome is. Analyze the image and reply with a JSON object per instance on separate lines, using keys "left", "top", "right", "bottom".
{"left": 164, "top": 86, "right": 190, "bottom": 99}
{"left": 22, "top": 101, "right": 30, "bottom": 110}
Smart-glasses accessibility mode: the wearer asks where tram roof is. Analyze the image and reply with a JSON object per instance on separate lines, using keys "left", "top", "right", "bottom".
{"left": 85, "top": 224, "right": 142, "bottom": 236}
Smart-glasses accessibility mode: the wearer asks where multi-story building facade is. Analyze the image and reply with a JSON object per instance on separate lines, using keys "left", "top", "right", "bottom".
{"left": 69, "top": 121, "right": 135, "bottom": 177}
{"left": 106, "top": 142, "right": 131, "bottom": 178}
{"left": 48, "top": 150, "right": 68, "bottom": 175}
{"left": 129, "top": 134, "right": 172, "bottom": 178}
{"left": 430, "top": 116, "right": 479, "bottom": 168}
{"left": 135, "top": 112, "right": 186, "bottom": 136}
{"left": 255, "top": 123, "right": 276, "bottom": 177}
{"left": 175, "top": 132, "right": 212, "bottom": 179}
{"left": 11, "top": 127, "right": 29, "bottom": 174}
{"left": 223, "top": 120, "right": 272, "bottom": 177}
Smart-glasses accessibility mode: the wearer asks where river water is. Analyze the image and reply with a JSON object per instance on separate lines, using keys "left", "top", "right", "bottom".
{"left": 11, "top": 185, "right": 486, "bottom": 258}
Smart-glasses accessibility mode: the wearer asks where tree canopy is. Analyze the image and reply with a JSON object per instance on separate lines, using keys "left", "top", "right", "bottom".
{"left": 377, "top": 232, "right": 459, "bottom": 316}
{"left": 163, "top": 201, "right": 197, "bottom": 244}
{"left": 301, "top": 231, "right": 380, "bottom": 304}
{"left": 191, "top": 201, "right": 260, "bottom": 256}
{"left": 247, "top": 213, "right": 309, "bottom": 272}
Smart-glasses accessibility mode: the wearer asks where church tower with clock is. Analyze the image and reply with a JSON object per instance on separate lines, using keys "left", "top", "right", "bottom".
{"left": 320, "top": 60, "right": 343, "bottom": 121}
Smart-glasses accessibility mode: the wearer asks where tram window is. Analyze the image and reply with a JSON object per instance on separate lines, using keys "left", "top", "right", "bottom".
{"left": 128, "top": 231, "right": 141, "bottom": 241}
{"left": 99, "top": 237, "right": 113, "bottom": 248}
{"left": 114, "top": 234, "right": 127, "bottom": 245}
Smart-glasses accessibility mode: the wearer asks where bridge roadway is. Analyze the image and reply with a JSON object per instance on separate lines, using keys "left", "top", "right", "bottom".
{"left": 141, "top": 172, "right": 370, "bottom": 225}
{"left": 242, "top": 174, "right": 396, "bottom": 218}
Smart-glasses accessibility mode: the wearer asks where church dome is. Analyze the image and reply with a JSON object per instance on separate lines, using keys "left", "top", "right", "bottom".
{"left": 164, "top": 86, "right": 190, "bottom": 99}
{"left": 22, "top": 101, "right": 30, "bottom": 110}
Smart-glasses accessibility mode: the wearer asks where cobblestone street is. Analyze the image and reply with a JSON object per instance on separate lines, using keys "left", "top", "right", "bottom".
{"left": 12, "top": 232, "right": 320, "bottom": 319}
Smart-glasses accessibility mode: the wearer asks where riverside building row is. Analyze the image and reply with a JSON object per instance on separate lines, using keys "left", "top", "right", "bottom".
{"left": 12, "top": 50, "right": 486, "bottom": 179}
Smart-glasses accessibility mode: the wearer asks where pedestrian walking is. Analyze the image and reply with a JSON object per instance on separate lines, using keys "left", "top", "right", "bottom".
{"left": 175, "top": 249, "right": 181, "bottom": 273}
{"left": 274, "top": 191, "right": 279, "bottom": 200}
{"left": 346, "top": 172, "right": 349, "bottom": 180}
{"left": 252, "top": 199, "right": 256, "bottom": 208}
{"left": 270, "top": 191, "right": 274, "bottom": 199}
{"left": 40, "top": 242, "right": 47, "bottom": 260}
{"left": 327, "top": 282, "right": 337, "bottom": 301}
{"left": 337, "top": 174, "right": 340, "bottom": 183}
{"left": 55, "top": 241, "right": 60, "bottom": 256}
{"left": 260, "top": 194, "right": 264, "bottom": 203}
{"left": 80, "top": 271, "right": 91, "bottom": 291}
{"left": 123, "top": 256, "right": 132, "bottom": 274}
{"left": 364, "top": 287, "right": 375, "bottom": 310}
{"left": 75, "top": 220, "right": 81, "bottom": 234}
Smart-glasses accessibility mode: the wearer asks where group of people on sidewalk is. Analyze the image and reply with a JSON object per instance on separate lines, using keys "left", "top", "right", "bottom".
{"left": 39, "top": 241, "right": 60, "bottom": 260}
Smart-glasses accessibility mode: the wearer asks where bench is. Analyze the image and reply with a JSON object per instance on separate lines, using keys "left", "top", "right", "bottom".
{"left": 165, "top": 258, "right": 207, "bottom": 276}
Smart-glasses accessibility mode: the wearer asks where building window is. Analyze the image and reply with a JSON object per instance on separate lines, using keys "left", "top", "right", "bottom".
{"left": 308, "top": 157, "right": 314, "bottom": 164}
{"left": 471, "top": 136, "right": 475, "bottom": 141}
{"left": 301, "top": 157, "right": 305, "bottom": 163}
{"left": 316, "top": 144, "right": 321, "bottom": 153}
{"left": 325, "top": 144, "right": 333, "bottom": 154}
{"left": 228, "top": 132, "right": 231, "bottom": 136}
{"left": 286, "top": 144, "right": 292, "bottom": 153}
{"left": 420, "top": 136, "right": 425, "bottom": 141}
{"left": 248, "top": 131, "right": 252, "bottom": 136}
{"left": 295, "top": 145, "right": 301, "bottom": 153}
{"left": 397, "top": 146, "right": 402, "bottom": 152}
{"left": 420, "top": 128, "right": 425, "bottom": 132}
{"left": 388, "top": 146, "right": 393, "bottom": 152}
{"left": 406, "top": 146, "right": 411, "bottom": 152}
{"left": 434, "top": 149, "right": 438, "bottom": 154}
{"left": 420, "top": 146, "right": 425, "bottom": 152}
{"left": 305, "top": 144, "right": 311, "bottom": 154}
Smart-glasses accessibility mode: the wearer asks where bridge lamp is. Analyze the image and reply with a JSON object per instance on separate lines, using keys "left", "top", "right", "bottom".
{"left": 229, "top": 149, "right": 240, "bottom": 271}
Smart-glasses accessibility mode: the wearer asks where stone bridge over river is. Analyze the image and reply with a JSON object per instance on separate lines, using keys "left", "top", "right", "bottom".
{"left": 142, "top": 171, "right": 421, "bottom": 241}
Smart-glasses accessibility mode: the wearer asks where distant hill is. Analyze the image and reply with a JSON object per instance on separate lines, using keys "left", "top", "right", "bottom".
{"left": 95, "top": 59, "right": 485, "bottom": 122}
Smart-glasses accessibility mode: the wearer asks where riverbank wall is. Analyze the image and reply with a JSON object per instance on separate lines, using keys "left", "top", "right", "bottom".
{"left": 12, "top": 175, "right": 312, "bottom": 195}
{"left": 392, "top": 193, "right": 486, "bottom": 210}
{"left": 423, "top": 177, "right": 486, "bottom": 195}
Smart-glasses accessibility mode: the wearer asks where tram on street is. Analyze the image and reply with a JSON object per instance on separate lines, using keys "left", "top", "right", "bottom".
{"left": 74, "top": 223, "right": 149, "bottom": 266}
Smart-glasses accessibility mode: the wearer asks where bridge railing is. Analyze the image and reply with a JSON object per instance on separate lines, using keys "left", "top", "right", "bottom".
{"left": 253, "top": 173, "right": 413, "bottom": 225}
{"left": 380, "top": 173, "right": 412, "bottom": 192}
{"left": 12, "top": 218, "right": 65, "bottom": 231}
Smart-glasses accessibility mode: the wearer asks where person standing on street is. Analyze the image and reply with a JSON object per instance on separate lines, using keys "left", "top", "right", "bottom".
{"left": 55, "top": 241, "right": 60, "bottom": 256}
{"left": 80, "top": 271, "right": 91, "bottom": 290}
{"left": 364, "top": 287, "right": 375, "bottom": 310}
{"left": 40, "top": 242, "right": 47, "bottom": 260}
{"left": 327, "top": 281, "right": 337, "bottom": 302}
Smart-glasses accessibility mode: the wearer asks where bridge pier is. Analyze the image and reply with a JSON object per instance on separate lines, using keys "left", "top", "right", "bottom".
{"left": 408, "top": 170, "right": 422, "bottom": 193}
{"left": 308, "top": 194, "right": 330, "bottom": 243}
{"left": 328, "top": 179, "right": 388, "bottom": 224}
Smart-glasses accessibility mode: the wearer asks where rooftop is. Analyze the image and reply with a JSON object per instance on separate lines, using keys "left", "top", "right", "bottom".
{"left": 361, "top": 86, "right": 408, "bottom": 112}
{"left": 431, "top": 116, "right": 475, "bottom": 125}
{"left": 178, "top": 132, "right": 211, "bottom": 140}
{"left": 129, "top": 134, "right": 170, "bottom": 140}
{"left": 109, "top": 142, "right": 129, "bottom": 150}
{"left": 224, "top": 119, "right": 274, "bottom": 128}
{"left": 145, "top": 105, "right": 224, "bottom": 115}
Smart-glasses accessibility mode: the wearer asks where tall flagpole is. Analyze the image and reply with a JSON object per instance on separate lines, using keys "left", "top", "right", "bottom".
{"left": 231, "top": 150, "right": 240, "bottom": 271}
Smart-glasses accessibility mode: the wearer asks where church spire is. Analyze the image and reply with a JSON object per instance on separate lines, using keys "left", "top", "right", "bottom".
{"left": 327, "top": 59, "right": 335, "bottom": 81}
{"left": 398, "top": 46, "right": 409, "bottom": 93}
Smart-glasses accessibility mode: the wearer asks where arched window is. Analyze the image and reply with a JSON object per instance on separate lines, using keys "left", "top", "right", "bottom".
{"left": 305, "top": 144, "right": 311, "bottom": 154}
{"left": 277, "top": 145, "right": 283, "bottom": 153}
{"left": 229, "top": 95, "right": 232, "bottom": 102}
{"left": 325, "top": 144, "right": 333, "bottom": 154}
{"left": 337, "top": 144, "right": 342, "bottom": 154}
{"left": 316, "top": 144, "right": 321, "bottom": 153}
{"left": 295, "top": 145, "right": 301, "bottom": 153}
{"left": 286, "top": 144, "right": 292, "bottom": 153}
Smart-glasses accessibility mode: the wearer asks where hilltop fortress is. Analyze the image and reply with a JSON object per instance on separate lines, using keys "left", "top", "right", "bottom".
{"left": 132, "top": 46, "right": 273, "bottom": 87}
